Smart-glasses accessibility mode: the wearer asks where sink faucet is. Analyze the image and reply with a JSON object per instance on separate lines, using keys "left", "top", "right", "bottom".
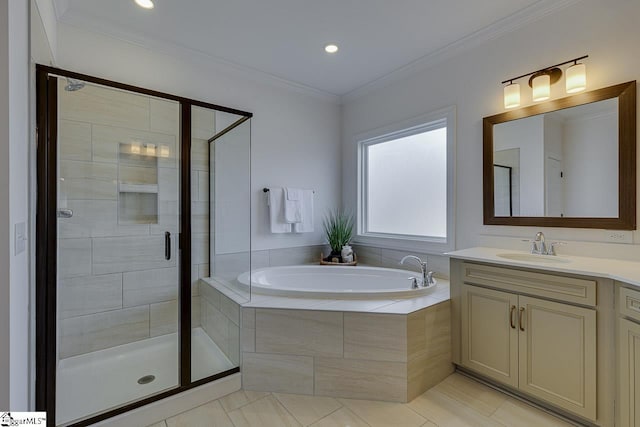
{"left": 400, "top": 255, "right": 435, "bottom": 287}
{"left": 533, "top": 232, "right": 547, "bottom": 255}
{"left": 525, "top": 232, "right": 564, "bottom": 255}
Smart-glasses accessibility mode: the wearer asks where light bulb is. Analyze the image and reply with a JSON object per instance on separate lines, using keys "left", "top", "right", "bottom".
{"left": 145, "top": 144, "right": 156, "bottom": 156}
{"left": 532, "top": 74, "right": 550, "bottom": 102}
{"left": 324, "top": 44, "right": 339, "bottom": 54}
{"left": 159, "top": 145, "right": 170, "bottom": 158}
{"left": 135, "top": 0, "right": 154, "bottom": 9}
{"left": 130, "top": 143, "right": 141, "bottom": 154}
{"left": 504, "top": 83, "right": 521, "bottom": 109}
{"left": 566, "top": 63, "right": 586, "bottom": 93}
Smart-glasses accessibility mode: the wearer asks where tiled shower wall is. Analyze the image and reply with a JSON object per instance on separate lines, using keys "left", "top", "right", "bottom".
{"left": 57, "top": 82, "right": 213, "bottom": 358}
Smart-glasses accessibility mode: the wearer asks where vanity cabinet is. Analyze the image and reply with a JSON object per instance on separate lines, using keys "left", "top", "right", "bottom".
{"left": 459, "top": 263, "right": 597, "bottom": 421}
{"left": 618, "top": 286, "right": 640, "bottom": 427}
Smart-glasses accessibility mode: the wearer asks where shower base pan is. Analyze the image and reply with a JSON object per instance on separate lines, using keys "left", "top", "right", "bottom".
{"left": 56, "top": 327, "right": 233, "bottom": 426}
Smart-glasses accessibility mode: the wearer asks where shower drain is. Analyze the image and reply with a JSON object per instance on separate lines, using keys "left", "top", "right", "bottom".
{"left": 137, "top": 375, "right": 156, "bottom": 385}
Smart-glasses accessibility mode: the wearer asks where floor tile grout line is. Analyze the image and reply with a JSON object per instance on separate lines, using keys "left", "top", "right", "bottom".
{"left": 402, "top": 400, "right": 432, "bottom": 425}
{"left": 267, "top": 393, "right": 304, "bottom": 426}
{"left": 311, "top": 405, "right": 371, "bottom": 427}
{"left": 225, "top": 392, "right": 273, "bottom": 417}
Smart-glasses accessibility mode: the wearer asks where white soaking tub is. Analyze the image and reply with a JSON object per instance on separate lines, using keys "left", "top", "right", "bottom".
{"left": 236, "top": 265, "right": 436, "bottom": 299}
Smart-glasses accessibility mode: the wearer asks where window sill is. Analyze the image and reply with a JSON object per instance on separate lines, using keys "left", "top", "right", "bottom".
{"left": 353, "top": 234, "right": 454, "bottom": 255}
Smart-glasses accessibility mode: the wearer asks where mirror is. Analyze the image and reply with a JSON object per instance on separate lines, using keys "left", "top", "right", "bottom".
{"left": 483, "top": 81, "right": 636, "bottom": 229}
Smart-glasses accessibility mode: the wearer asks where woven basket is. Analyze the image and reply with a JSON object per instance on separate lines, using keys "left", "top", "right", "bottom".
{"left": 319, "top": 252, "right": 358, "bottom": 266}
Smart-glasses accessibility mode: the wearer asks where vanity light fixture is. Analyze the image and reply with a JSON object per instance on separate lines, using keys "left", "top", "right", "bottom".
{"left": 501, "top": 55, "right": 588, "bottom": 108}
{"left": 324, "top": 43, "right": 339, "bottom": 54}
{"left": 135, "top": 0, "right": 154, "bottom": 9}
{"left": 503, "top": 81, "right": 520, "bottom": 109}
{"left": 531, "top": 73, "right": 551, "bottom": 101}
{"left": 566, "top": 61, "right": 587, "bottom": 93}
{"left": 145, "top": 143, "right": 157, "bottom": 156}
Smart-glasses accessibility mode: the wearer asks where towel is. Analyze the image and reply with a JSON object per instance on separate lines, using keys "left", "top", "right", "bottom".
{"left": 268, "top": 188, "right": 292, "bottom": 233}
{"left": 294, "top": 190, "right": 314, "bottom": 233}
{"left": 284, "top": 187, "right": 303, "bottom": 223}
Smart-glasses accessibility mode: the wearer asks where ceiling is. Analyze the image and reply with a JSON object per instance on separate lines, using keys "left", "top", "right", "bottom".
{"left": 55, "top": 0, "right": 549, "bottom": 97}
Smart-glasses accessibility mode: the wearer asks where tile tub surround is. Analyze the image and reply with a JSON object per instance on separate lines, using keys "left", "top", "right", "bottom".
{"left": 199, "top": 257, "right": 452, "bottom": 402}
{"left": 200, "top": 281, "right": 242, "bottom": 366}
{"left": 242, "top": 303, "right": 452, "bottom": 402}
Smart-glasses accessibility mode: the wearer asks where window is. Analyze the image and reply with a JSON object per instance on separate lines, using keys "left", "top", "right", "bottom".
{"left": 357, "top": 107, "right": 455, "bottom": 252}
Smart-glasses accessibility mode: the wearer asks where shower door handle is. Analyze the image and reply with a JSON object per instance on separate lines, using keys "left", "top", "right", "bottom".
{"left": 165, "top": 232, "right": 171, "bottom": 261}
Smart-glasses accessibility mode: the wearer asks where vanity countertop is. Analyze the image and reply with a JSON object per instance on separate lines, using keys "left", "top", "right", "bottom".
{"left": 447, "top": 247, "right": 640, "bottom": 287}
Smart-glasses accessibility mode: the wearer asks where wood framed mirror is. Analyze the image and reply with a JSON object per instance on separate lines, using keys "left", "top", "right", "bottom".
{"left": 483, "top": 81, "right": 636, "bottom": 229}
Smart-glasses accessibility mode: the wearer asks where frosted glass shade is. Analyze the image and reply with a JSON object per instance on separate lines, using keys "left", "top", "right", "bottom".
{"left": 532, "top": 74, "right": 550, "bottom": 101}
{"left": 566, "top": 63, "right": 586, "bottom": 93}
{"left": 504, "top": 83, "right": 521, "bottom": 109}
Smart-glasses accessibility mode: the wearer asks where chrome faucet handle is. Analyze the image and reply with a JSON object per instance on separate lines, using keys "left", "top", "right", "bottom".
{"left": 547, "top": 241, "right": 566, "bottom": 256}
{"left": 426, "top": 271, "right": 436, "bottom": 287}
{"left": 521, "top": 239, "right": 538, "bottom": 254}
{"left": 408, "top": 277, "right": 419, "bottom": 290}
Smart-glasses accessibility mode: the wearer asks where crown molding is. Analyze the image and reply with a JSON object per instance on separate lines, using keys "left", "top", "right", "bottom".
{"left": 340, "top": 0, "right": 583, "bottom": 104}
{"left": 57, "top": 13, "right": 342, "bottom": 104}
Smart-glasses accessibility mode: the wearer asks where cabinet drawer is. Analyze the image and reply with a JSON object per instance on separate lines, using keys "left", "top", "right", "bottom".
{"left": 462, "top": 262, "right": 596, "bottom": 307}
{"left": 619, "top": 286, "right": 640, "bottom": 323}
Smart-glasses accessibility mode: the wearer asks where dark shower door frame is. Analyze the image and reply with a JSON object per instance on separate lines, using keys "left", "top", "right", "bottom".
{"left": 35, "top": 65, "right": 252, "bottom": 427}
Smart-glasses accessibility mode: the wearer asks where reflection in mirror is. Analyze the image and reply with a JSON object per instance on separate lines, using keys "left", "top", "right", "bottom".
{"left": 493, "top": 164, "right": 514, "bottom": 216}
{"left": 483, "top": 80, "right": 635, "bottom": 230}
{"left": 493, "top": 98, "right": 618, "bottom": 218}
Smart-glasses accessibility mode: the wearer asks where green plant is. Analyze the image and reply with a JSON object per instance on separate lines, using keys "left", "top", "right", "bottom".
{"left": 323, "top": 209, "right": 354, "bottom": 253}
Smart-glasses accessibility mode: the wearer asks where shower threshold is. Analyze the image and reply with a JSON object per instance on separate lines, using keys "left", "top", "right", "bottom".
{"left": 56, "top": 327, "right": 233, "bottom": 426}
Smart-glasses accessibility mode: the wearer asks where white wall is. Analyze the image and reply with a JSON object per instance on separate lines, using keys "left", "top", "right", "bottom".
{"left": 33, "top": 0, "right": 58, "bottom": 63}
{"left": 342, "top": 0, "right": 640, "bottom": 259}
{"left": 56, "top": 23, "right": 342, "bottom": 251}
{"left": 563, "top": 111, "right": 618, "bottom": 217}
{"left": 0, "top": 0, "right": 31, "bottom": 410}
{"left": 494, "top": 116, "right": 544, "bottom": 216}
{"left": 0, "top": 0, "right": 11, "bottom": 409}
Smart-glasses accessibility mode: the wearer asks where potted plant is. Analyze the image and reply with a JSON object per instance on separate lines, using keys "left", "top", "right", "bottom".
{"left": 322, "top": 209, "right": 354, "bottom": 263}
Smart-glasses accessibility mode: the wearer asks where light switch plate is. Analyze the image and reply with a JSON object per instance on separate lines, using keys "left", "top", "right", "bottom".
{"left": 14, "top": 222, "right": 26, "bottom": 255}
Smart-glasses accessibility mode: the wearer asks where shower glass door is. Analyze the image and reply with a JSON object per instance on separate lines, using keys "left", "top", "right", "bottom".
{"left": 54, "top": 76, "right": 181, "bottom": 425}
{"left": 190, "top": 107, "right": 251, "bottom": 382}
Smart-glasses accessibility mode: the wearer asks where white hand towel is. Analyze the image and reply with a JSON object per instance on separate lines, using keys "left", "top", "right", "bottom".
{"left": 269, "top": 188, "right": 292, "bottom": 233}
{"left": 294, "top": 190, "right": 314, "bottom": 233}
{"left": 285, "top": 188, "right": 302, "bottom": 201}
{"left": 284, "top": 187, "right": 303, "bottom": 223}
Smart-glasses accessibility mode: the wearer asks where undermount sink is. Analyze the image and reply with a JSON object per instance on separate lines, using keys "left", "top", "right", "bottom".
{"left": 496, "top": 253, "right": 572, "bottom": 264}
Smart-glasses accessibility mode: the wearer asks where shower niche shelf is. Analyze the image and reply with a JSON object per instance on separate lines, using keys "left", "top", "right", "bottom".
{"left": 118, "top": 143, "right": 159, "bottom": 225}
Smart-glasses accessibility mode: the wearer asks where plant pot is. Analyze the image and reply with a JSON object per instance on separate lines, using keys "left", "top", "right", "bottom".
{"left": 324, "top": 250, "right": 343, "bottom": 263}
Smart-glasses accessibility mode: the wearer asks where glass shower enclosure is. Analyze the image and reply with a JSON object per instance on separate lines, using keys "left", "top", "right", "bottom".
{"left": 35, "top": 66, "right": 251, "bottom": 426}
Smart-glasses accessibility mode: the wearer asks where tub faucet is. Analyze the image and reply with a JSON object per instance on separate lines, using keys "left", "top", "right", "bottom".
{"left": 400, "top": 255, "right": 435, "bottom": 287}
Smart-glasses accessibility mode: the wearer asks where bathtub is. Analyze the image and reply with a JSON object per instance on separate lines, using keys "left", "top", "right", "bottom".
{"left": 236, "top": 265, "right": 436, "bottom": 299}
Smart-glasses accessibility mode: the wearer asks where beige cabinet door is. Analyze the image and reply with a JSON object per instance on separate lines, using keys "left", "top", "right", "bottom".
{"left": 619, "top": 317, "right": 640, "bottom": 427}
{"left": 518, "top": 296, "right": 596, "bottom": 421}
{"left": 461, "top": 284, "right": 518, "bottom": 387}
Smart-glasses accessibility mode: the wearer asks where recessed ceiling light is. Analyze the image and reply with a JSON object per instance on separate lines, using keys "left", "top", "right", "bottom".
{"left": 135, "top": 0, "right": 154, "bottom": 9}
{"left": 324, "top": 44, "right": 339, "bottom": 54}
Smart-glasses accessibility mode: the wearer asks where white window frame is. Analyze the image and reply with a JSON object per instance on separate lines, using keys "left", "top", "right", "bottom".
{"left": 356, "top": 106, "right": 456, "bottom": 254}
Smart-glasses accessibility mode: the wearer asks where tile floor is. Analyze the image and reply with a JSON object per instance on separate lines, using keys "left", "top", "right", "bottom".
{"left": 148, "top": 373, "right": 577, "bottom": 427}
